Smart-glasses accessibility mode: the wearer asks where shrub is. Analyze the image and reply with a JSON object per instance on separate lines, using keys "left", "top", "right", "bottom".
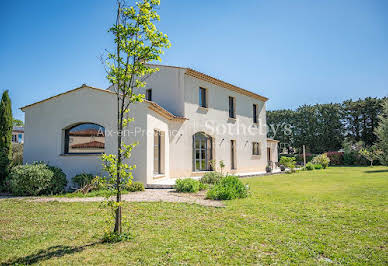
{"left": 46, "top": 165, "right": 67, "bottom": 194}
{"left": 279, "top": 156, "right": 296, "bottom": 170}
{"left": 294, "top": 153, "right": 315, "bottom": 164}
{"left": 126, "top": 181, "right": 145, "bottom": 192}
{"left": 8, "top": 163, "right": 67, "bottom": 196}
{"left": 344, "top": 151, "right": 357, "bottom": 165}
{"left": 11, "top": 143, "right": 23, "bottom": 167}
{"left": 305, "top": 162, "right": 314, "bottom": 171}
{"left": 326, "top": 151, "right": 344, "bottom": 165}
{"left": 72, "top": 173, "right": 95, "bottom": 188}
{"left": 206, "top": 175, "right": 248, "bottom": 200}
{"left": 200, "top": 172, "right": 223, "bottom": 184}
{"left": 199, "top": 182, "right": 208, "bottom": 191}
{"left": 175, "top": 178, "right": 202, "bottom": 193}
{"left": 314, "top": 164, "right": 323, "bottom": 170}
{"left": 311, "top": 154, "right": 330, "bottom": 169}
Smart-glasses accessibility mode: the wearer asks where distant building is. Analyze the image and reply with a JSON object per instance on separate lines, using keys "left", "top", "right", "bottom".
{"left": 12, "top": 126, "right": 24, "bottom": 144}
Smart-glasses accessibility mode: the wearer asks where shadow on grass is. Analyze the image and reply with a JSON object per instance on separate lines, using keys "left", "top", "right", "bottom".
{"left": 1, "top": 242, "right": 101, "bottom": 265}
{"left": 364, "top": 169, "right": 388, "bottom": 173}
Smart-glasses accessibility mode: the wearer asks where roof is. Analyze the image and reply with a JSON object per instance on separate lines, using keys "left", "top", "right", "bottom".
{"left": 147, "top": 64, "right": 268, "bottom": 102}
{"left": 267, "top": 138, "right": 280, "bottom": 143}
{"left": 71, "top": 141, "right": 105, "bottom": 149}
{"left": 20, "top": 84, "right": 187, "bottom": 122}
{"left": 13, "top": 126, "right": 24, "bottom": 133}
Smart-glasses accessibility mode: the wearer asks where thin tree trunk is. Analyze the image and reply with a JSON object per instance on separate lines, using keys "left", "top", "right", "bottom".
{"left": 114, "top": 2, "right": 122, "bottom": 235}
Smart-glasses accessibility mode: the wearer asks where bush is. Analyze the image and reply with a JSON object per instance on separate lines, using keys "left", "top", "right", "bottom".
{"left": 200, "top": 172, "right": 223, "bottom": 184}
{"left": 11, "top": 143, "right": 23, "bottom": 167}
{"left": 8, "top": 163, "right": 67, "bottom": 196}
{"left": 206, "top": 175, "right": 248, "bottom": 200}
{"left": 176, "top": 178, "right": 202, "bottom": 193}
{"left": 344, "top": 151, "right": 357, "bottom": 165}
{"left": 294, "top": 153, "right": 315, "bottom": 164}
{"left": 126, "top": 181, "right": 145, "bottom": 192}
{"left": 279, "top": 156, "right": 296, "bottom": 170}
{"left": 72, "top": 173, "right": 95, "bottom": 188}
{"left": 326, "top": 151, "right": 344, "bottom": 165}
{"left": 314, "top": 164, "right": 323, "bottom": 170}
{"left": 46, "top": 165, "right": 67, "bottom": 194}
{"left": 305, "top": 162, "right": 314, "bottom": 171}
{"left": 311, "top": 154, "right": 330, "bottom": 169}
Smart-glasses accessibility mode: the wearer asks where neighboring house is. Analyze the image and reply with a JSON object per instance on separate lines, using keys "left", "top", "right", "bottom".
{"left": 12, "top": 126, "right": 24, "bottom": 144}
{"left": 21, "top": 65, "right": 278, "bottom": 186}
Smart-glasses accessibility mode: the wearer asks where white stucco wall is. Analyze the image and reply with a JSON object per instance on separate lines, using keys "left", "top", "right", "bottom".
{"left": 143, "top": 66, "right": 186, "bottom": 116}
{"left": 23, "top": 67, "right": 276, "bottom": 184}
{"left": 167, "top": 74, "right": 269, "bottom": 177}
{"left": 145, "top": 111, "right": 171, "bottom": 184}
{"left": 23, "top": 87, "right": 150, "bottom": 185}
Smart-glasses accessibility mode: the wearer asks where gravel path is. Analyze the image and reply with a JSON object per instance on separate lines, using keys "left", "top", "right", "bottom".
{"left": 2, "top": 190, "right": 224, "bottom": 207}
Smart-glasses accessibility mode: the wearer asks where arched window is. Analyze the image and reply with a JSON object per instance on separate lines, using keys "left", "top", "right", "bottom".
{"left": 193, "top": 132, "right": 213, "bottom": 171}
{"left": 64, "top": 123, "right": 105, "bottom": 154}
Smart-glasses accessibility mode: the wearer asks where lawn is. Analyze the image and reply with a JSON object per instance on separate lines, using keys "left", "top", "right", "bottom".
{"left": 1, "top": 167, "right": 387, "bottom": 265}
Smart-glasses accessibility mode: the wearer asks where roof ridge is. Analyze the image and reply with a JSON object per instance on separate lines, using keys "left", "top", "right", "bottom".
{"left": 20, "top": 85, "right": 187, "bottom": 121}
{"left": 148, "top": 64, "right": 268, "bottom": 102}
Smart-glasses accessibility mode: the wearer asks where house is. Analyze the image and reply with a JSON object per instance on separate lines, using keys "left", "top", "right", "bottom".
{"left": 12, "top": 126, "right": 24, "bottom": 144}
{"left": 21, "top": 65, "right": 278, "bottom": 186}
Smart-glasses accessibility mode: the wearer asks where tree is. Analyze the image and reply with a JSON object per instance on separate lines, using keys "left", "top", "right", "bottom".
{"left": 374, "top": 98, "right": 388, "bottom": 165}
{"left": 359, "top": 147, "right": 381, "bottom": 167}
{"left": 343, "top": 97, "right": 385, "bottom": 146}
{"left": 269, "top": 97, "right": 385, "bottom": 155}
{"left": 100, "top": 0, "right": 170, "bottom": 238}
{"left": 267, "top": 109, "right": 295, "bottom": 153}
{"left": 0, "top": 90, "right": 13, "bottom": 186}
{"left": 13, "top": 118, "right": 24, "bottom": 127}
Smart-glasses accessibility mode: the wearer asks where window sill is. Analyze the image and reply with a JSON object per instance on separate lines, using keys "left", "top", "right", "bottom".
{"left": 251, "top": 155, "right": 261, "bottom": 159}
{"left": 60, "top": 153, "right": 102, "bottom": 157}
{"left": 153, "top": 174, "right": 165, "bottom": 179}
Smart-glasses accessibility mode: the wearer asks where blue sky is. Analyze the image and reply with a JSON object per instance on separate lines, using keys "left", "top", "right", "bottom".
{"left": 1, "top": 0, "right": 387, "bottom": 121}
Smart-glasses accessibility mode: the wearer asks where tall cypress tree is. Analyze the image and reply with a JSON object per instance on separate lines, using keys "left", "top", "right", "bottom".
{"left": 375, "top": 98, "right": 388, "bottom": 165}
{"left": 0, "top": 90, "right": 13, "bottom": 185}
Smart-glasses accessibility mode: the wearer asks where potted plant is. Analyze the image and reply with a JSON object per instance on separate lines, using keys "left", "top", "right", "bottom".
{"left": 280, "top": 165, "right": 285, "bottom": 171}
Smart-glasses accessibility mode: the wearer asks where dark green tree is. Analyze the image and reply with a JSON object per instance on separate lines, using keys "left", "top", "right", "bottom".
{"left": 0, "top": 90, "right": 13, "bottom": 185}
{"left": 343, "top": 97, "right": 385, "bottom": 146}
{"left": 267, "top": 109, "right": 296, "bottom": 153}
{"left": 294, "top": 104, "right": 320, "bottom": 153}
{"left": 13, "top": 118, "right": 24, "bottom": 127}
{"left": 374, "top": 98, "right": 388, "bottom": 165}
{"left": 315, "top": 103, "right": 344, "bottom": 152}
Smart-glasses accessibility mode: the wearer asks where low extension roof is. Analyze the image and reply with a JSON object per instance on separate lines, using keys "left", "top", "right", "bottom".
{"left": 147, "top": 64, "right": 268, "bottom": 102}
{"left": 20, "top": 84, "right": 187, "bottom": 122}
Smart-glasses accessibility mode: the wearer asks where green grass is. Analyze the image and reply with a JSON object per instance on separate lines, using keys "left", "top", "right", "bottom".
{"left": 1, "top": 167, "right": 387, "bottom": 264}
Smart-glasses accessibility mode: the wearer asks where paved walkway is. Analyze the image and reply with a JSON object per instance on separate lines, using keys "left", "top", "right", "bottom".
{"left": 1, "top": 189, "right": 225, "bottom": 208}
{"left": 149, "top": 169, "right": 283, "bottom": 188}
